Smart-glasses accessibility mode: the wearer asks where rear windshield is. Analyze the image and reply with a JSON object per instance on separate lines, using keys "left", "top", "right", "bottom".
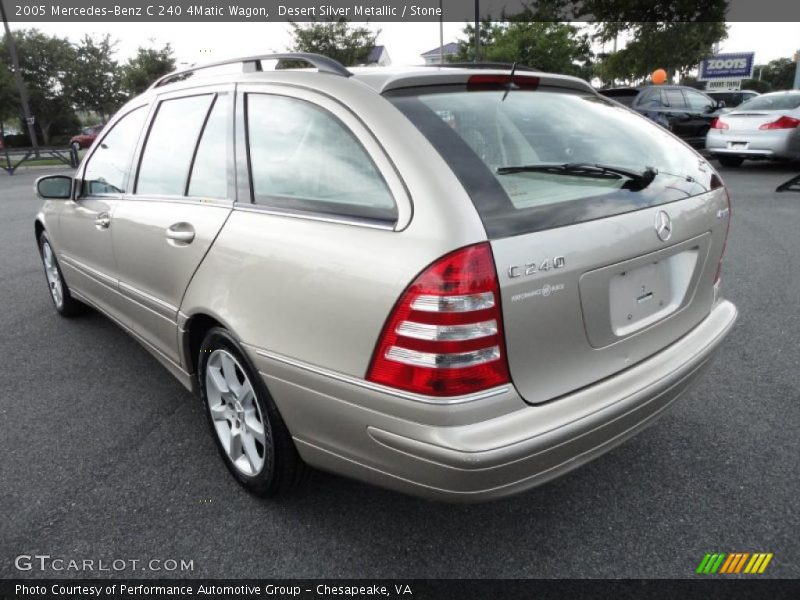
{"left": 389, "top": 85, "right": 714, "bottom": 238}
{"left": 737, "top": 94, "right": 800, "bottom": 111}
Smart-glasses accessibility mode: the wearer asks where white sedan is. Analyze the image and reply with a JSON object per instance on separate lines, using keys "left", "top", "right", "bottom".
{"left": 706, "top": 91, "right": 800, "bottom": 167}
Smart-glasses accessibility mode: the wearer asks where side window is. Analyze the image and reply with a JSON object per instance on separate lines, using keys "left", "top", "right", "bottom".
{"left": 246, "top": 94, "right": 397, "bottom": 222}
{"left": 187, "top": 95, "right": 229, "bottom": 199}
{"left": 638, "top": 88, "right": 663, "bottom": 108}
{"left": 685, "top": 90, "right": 713, "bottom": 111}
{"left": 83, "top": 107, "right": 147, "bottom": 196}
{"left": 136, "top": 94, "right": 214, "bottom": 196}
{"left": 663, "top": 89, "right": 686, "bottom": 108}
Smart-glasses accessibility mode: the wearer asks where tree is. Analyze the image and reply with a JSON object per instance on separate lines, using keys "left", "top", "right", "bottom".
{"left": 595, "top": 22, "right": 728, "bottom": 85}
{"left": 121, "top": 43, "right": 175, "bottom": 97}
{"left": 0, "top": 29, "right": 78, "bottom": 144}
{"left": 741, "top": 78, "right": 771, "bottom": 94}
{"left": 753, "top": 58, "right": 795, "bottom": 92}
{"left": 589, "top": 0, "right": 729, "bottom": 85}
{"left": 452, "top": 17, "right": 592, "bottom": 79}
{"left": 288, "top": 19, "right": 378, "bottom": 66}
{"left": 0, "top": 61, "right": 16, "bottom": 127}
{"left": 452, "top": 18, "right": 503, "bottom": 62}
{"left": 63, "top": 34, "right": 124, "bottom": 121}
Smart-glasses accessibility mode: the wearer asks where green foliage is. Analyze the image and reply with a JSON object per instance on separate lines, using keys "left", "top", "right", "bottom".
{"left": 752, "top": 58, "right": 796, "bottom": 92}
{"left": 0, "top": 60, "right": 16, "bottom": 124}
{"left": 1, "top": 29, "right": 175, "bottom": 145}
{"left": 289, "top": 19, "right": 378, "bottom": 67}
{"left": 452, "top": 18, "right": 502, "bottom": 62}
{"left": 741, "top": 78, "right": 771, "bottom": 94}
{"left": 63, "top": 34, "right": 125, "bottom": 121}
{"left": 589, "top": 0, "right": 729, "bottom": 85}
{"left": 0, "top": 29, "right": 77, "bottom": 144}
{"left": 594, "top": 22, "right": 728, "bottom": 85}
{"left": 453, "top": 18, "right": 593, "bottom": 79}
{"left": 121, "top": 43, "right": 175, "bottom": 96}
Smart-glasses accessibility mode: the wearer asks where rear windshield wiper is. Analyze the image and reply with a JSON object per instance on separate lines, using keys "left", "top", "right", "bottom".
{"left": 496, "top": 162, "right": 658, "bottom": 191}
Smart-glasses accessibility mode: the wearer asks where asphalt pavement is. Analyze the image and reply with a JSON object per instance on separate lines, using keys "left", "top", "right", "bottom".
{"left": 1, "top": 163, "right": 798, "bottom": 579}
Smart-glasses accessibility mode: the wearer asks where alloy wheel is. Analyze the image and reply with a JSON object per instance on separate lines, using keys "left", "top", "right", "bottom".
{"left": 205, "top": 349, "right": 267, "bottom": 476}
{"left": 41, "top": 242, "right": 63, "bottom": 308}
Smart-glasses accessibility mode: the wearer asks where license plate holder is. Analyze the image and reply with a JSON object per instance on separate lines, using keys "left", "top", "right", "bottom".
{"left": 608, "top": 251, "right": 695, "bottom": 337}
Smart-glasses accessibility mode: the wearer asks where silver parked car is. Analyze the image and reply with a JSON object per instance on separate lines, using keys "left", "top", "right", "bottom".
{"left": 706, "top": 90, "right": 800, "bottom": 167}
{"left": 34, "top": 54, "right": 737, "bottom": 502}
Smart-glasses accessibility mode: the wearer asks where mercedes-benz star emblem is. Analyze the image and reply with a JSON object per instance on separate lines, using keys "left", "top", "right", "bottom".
{"left": 655, "top": 210, "right": 672, "bottom": 242}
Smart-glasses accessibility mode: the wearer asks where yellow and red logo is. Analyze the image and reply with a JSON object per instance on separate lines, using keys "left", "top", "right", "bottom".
{"left": 697, "top": 552, "right": 773, "bottom": 574}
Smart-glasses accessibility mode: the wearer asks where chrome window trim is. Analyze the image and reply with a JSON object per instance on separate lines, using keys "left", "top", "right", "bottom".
{"left": 252, "top": 347, "right": 509, "bottom": 405}
{"left": 232, "top": 203, "right": 395, "bottom": 230}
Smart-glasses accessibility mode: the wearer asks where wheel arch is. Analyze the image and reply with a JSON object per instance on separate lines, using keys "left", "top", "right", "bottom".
{"left": 34, "top": 218, "right": 45, "bottom": 246}
{"left": 181, "top": 311, "right": 245, "bottom": 376}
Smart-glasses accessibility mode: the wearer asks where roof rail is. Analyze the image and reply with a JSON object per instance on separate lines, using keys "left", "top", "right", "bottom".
{"left": 424, "top": 62, "right": 539, "bottom": 72}
{"left": 150, "top": 53, "right": 352, "bottom": 89}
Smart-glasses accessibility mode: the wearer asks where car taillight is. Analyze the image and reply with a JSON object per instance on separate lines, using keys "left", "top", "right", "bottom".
{"left": 759, "top": 116, "right": 800, "bottom": 130}
{"left": 710, "top": 118, "right": 729, "bottom": 130}
{"left": 715, "top": 187, "right": 732, "bottom": 285}
{"left": 366, "top": 243, "right": 510, "bottom": 397}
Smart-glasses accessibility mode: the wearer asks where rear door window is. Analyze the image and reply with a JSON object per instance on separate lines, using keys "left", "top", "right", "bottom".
{"left": 245, "top": 93, "right": 396, "bottom": 222}
{"left": 637, "top": 88, "right": 663, "bottom": 107}
{"left": 136, "top": 94, "right": 214, "bottom": 196}
{"left": 663, "top": 89, "right": 687, "bottom": 108}
{"left": 389, "top": 85, "right": 715, "bottom": 238}
{"left": 685, "top": 90, "right": 714, "bottom": 111}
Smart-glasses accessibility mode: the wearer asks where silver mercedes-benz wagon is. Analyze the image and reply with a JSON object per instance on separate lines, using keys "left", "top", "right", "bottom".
{"left": 34, "top": 54, "right": 737, "bottom": 502}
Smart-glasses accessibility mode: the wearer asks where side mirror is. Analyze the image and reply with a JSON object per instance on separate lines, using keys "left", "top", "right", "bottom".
{"left": 36, "top": 175, "right": 73, "bottom": 200}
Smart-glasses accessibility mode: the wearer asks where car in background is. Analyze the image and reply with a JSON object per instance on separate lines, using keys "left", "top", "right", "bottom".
{"left": 706, "top": 90, "right": 759, "bottom": 110}
{"left": 599, "top": 86, "right": 722, "bottom": 148}
{"left": 69, "top": 124, "right": 104, "bottom": 152}
{"left": 706, "top": 90, "right": 800, "bottom": 167}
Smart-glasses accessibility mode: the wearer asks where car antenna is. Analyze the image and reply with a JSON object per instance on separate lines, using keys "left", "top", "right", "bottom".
{"left": 502, "top": 62, "right": 518, "bottom": 102}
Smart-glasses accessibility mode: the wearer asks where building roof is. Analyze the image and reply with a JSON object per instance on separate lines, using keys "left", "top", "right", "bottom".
{"left": 367, "top": 45, "right": 388, "bottom": 63}
{"left": 420, "top": 42, "right": 460, "bottom": 58}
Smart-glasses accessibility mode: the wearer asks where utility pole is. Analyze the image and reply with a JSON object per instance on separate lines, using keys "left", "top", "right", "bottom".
{"left": 473, "top": 0, "right": 480, "bottom": 62}
{"left": 438, "top": 0, "right": 444, "bottom": 64}
{"left": 794, "top": 50, "right": 800, "bottom": 90}
{"left": 0, "top": 0, "right": 38, "bottom": 151}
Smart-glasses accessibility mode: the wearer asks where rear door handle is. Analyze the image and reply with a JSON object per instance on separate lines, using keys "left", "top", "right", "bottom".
{"left": 166, "top": 223, "right": 195, "bottom": 244}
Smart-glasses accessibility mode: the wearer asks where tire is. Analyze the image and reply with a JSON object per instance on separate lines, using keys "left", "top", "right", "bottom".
{"left": 198, "top": 327, "right": 307, "bottom": 496}
{"left": 718, "top": 156, "right": 744, "bottom": 168}
{"left": 38, "top": 232, "right": 83, "bottom": 317}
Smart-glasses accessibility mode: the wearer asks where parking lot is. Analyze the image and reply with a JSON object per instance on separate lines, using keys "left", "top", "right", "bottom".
{"left": 1, "top": 163, "right": 798, "bottom": 579}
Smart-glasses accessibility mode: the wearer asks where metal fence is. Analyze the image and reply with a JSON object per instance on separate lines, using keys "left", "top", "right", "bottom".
{"left": 1, "top": 146, "right": 79, "bottom": 175}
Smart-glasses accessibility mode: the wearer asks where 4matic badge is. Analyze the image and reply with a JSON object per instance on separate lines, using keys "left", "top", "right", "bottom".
{"left": 511, "top": 283, "right": 566, "bottom": 302}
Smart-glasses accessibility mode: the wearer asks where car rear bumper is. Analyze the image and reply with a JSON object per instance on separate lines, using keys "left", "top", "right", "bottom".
{"left": 247, "top": 300, "right": 737, "bottom": 503}
{"left": 706, "top": 128, "right": 800, "bottom": 159}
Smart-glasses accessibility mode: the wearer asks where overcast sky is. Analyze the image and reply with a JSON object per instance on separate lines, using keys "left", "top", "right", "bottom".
{"left": 8, "top": 21, "right": 799, "bottom": 69}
